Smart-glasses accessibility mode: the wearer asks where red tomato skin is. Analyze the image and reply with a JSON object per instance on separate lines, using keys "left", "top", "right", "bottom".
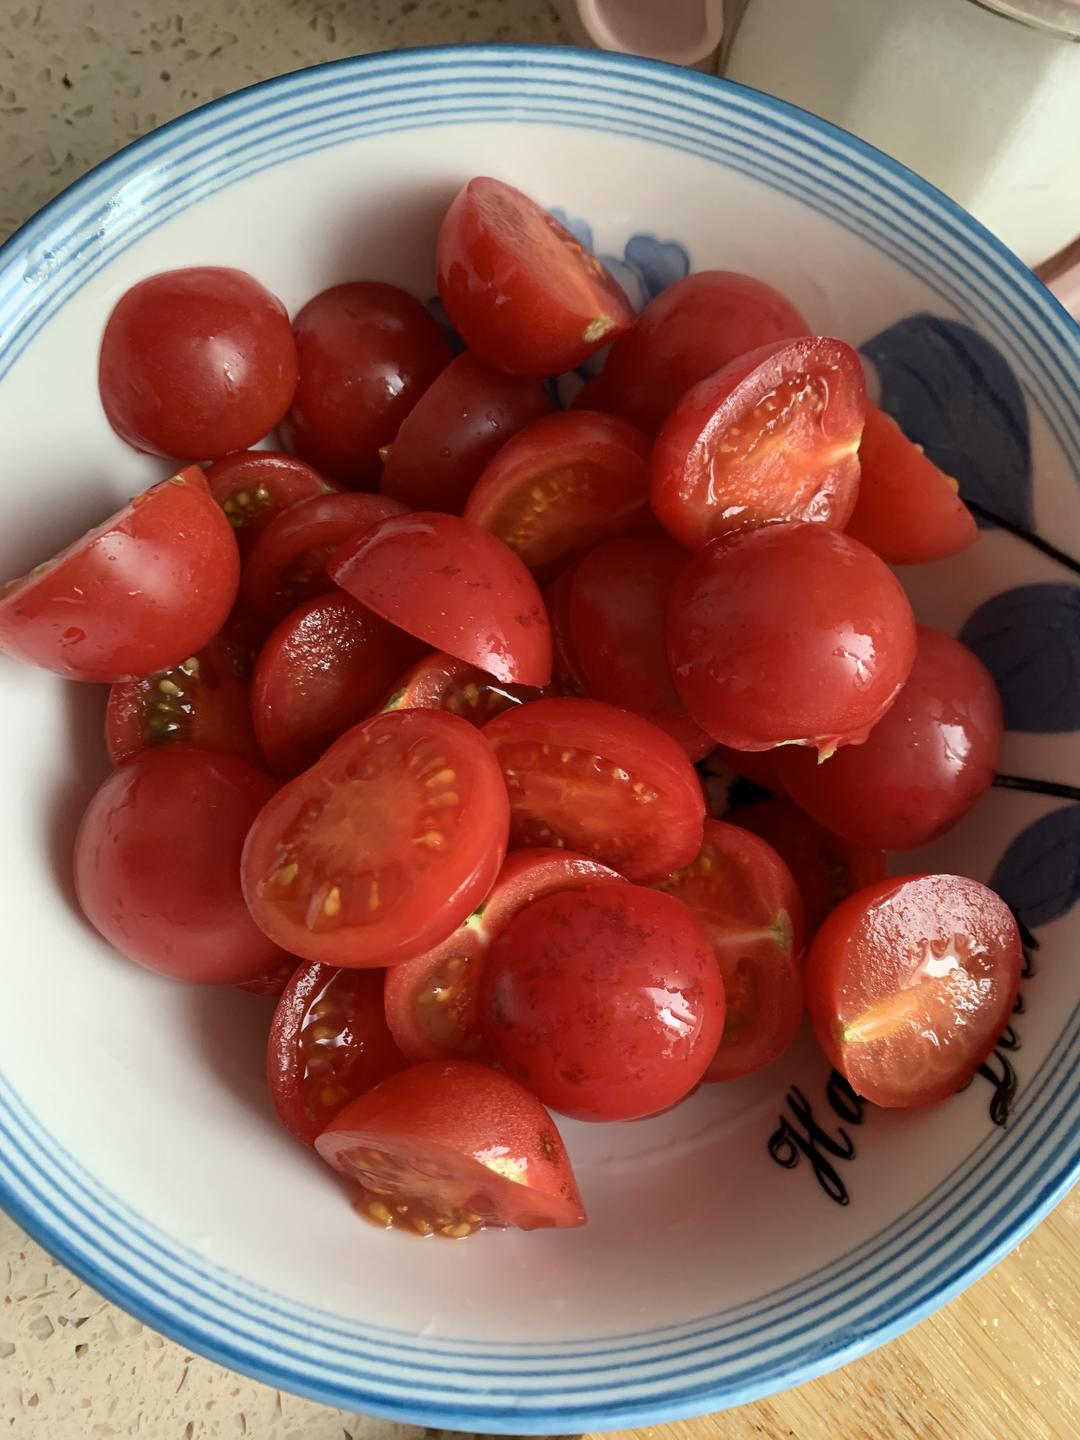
{"left": 316, "top": 1060, "right": 586, "bottom": 1232}
{"left": 484, "top": 696, "right": 705, "bottom": 882}
{"left": 383, "top": 847, "right": 624, "bottom": 1063}
{"left": 206, "top": 451, "right": 333, "bottom": 559}
{"left": 380, "top": 351, "right": 552, "bottom": 513}
{"left": 436, "top": 177, "right": 634, "bottom": 377}
{"left": 241, "top": 709, "right": 510, "bottom": 969}
{"left": 463, "top": 410, "right": 652, "bottom": 579}
{"left": 706, "top": 745, "right": 784, "bottom": 793}
{"left": 845, "top": 405, "right": 978, "bottom": 564}
{"left": 280, "top": 282, "right": 452, "bottom": 488}
{"left": 98, "top": 267, "right": 298, "bottom": 460}
{"left": 806, "top": 873, "right": 1022, "bottom": 1108}
{"left": 268, "top": 964, "right": 406, "bottom": 1145}
{"left": 0, "top": 467, "right": 239, "bottom": 682}
{"left": 75, "top": 745, "right": 285, "bottom": 984}
{"left": 329, "top": 511, "right": 552, "bottom": 687}
{"left": 566, "top": 536, "right": 712, "bottom": 761}
{"left": 650, "top": 337, "right": 866, "bottom": 552}
{"left": 578, "top": 270, "right": 809, "bottom": 435}
{"left": 667, "top": 523, "right": 917, "bottom": 753}
{"left": 236, "top": 954, "right": 297, "bottom": 997}
{"left": 544, "top": 567, "right": 587, "bottom": 697}
{"left": 776, "top": 627, "right": 1003, "bottom": 851}
{"left": 382, "top": 650, "right": 545, "bottom": 726}
{"left": 480, "top": 882, "right": 724, "bottom": 1121}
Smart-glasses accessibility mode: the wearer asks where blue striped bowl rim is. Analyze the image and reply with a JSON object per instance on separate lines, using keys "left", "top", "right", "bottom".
{"left": 0, "top": 45, "right": 1078, "bottom": 1432}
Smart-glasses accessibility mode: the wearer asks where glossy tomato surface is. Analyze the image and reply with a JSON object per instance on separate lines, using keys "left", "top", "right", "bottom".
{"left": 99, "top": 267, "right": 297, "bottom": 459}
{"left": 650, "top": 337, "right": 866, "bottom": 552}
{"left": 206, "top": 451, "right": 332, "bottom": 559}
{"left": 380, "top": 351, "right": 551, "bottom": 513}
{"left": 436, "top": 177, "right": 633, "bottom": 376}
{"left": 268, "top": 964, "right": 406, "bottom": 1145}
{"left": 242, "top": 709, "right": 509, "bottom": 968}
{"left": 280, "top": 282, "right": 451, "bottom": 487}
{"left": 75, "top": 745, "right": 284, "bottom": 983}
{"left": 484, "top": 697, "right": 705, "bottom": 882}
{"left": 316, "top": 1060, "right": 585, "bottom": 1235}
{"left": 0, "top": 467, "right": 239, "bottom": 682}
{"left": 668, "top": 523, "right": 916, "bottom": 753}
{"left": 657, "top": 820, "right": 804, "bottom": 1081}
{"left": 577, "top": 270, "right": 809, "bottom": 435}
{"left": 776, "top": 627, "right": 1003, "bottom": 850}
{"left": 806, "top": 873, "right": 1022, "bottom": 1108}
{"left": 329, "top": 511, "right": 552, "bottom": 687}
{"left": 383, "top": 847, "right": 624, "bottom": 1063}
{"left": 480, "top": 882, "right": 724, "bottom": 1121}
{"left": 382, "top": 650, "right": 544, "bottom": 727}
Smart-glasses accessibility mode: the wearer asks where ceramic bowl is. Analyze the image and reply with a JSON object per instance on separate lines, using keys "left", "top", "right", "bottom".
{"left": 0, "top": 46, "right": 1078, "bottom": 1434}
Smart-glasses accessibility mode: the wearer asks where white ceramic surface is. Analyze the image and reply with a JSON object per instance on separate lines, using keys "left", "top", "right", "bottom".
{"left": 0, "top": 46, "right": 1078, "bottom": 1434}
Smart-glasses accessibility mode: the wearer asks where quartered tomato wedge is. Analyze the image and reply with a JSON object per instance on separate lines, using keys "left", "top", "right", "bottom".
{"left": 845, "top": 404, "right": 977, "bottom": 565}
{"left": 577, "top": 270, "right": 809, "bottom": 436}
{"left": 463, "top": 411, "right": 651, "bottom": 579}
{"left": 484, "top": 697, "right": 705, "bottom": 882}
{"left": 382, "top": 651, "right": 545, "bottom": 727}
{"left": 656, "top": 820, "right": 805, "bottom": 1081}
{"left": 251, "top": 591, "right": 425, "bottom": 778}
{"left": 436, "top": 177, "right": 634, "bottom": 376}
{"left": 650, "top": 337, "right": 866, "bottom": 552}
{"left": 268, "top": 964, "right": 406, "bottom": 1145}
{"left": 380, "top": 351, "right": 552, "bottom": 513}
{"left": 240, "top": 491, "right": 406, "bottom": 622}
{"left": 206, "top": 450, "right": 333, "bottom": 559}
{"left": 316, "top": 1060, "right": 586, "bottom": 1236}
{"left": 383, "top": 847, "right": 624, "bottom": 1063}
{"left": 566, "top": 536, "right": 712, "bottom": 760}
{"left": 241, "top": 709, "right": 509, "bottom": 968}
{"left": 329, "top": 511, "right": 552, "bottom": 687}
{"left": 806, "top": 874, "right": 1022, "bottom": 1108}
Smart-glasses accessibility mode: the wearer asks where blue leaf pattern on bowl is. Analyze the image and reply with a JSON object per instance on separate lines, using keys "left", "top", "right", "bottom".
{"left": 991, "top": 805, "right": 1080, "bottom": 929}
{"left": 959, "top": 584, "right": 1080, "bottom": 733}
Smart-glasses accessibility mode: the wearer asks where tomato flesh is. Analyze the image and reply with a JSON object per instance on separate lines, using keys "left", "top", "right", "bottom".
{"left": 484, "top": 697, "right": 705, "bottom": 883}
{"left": 206, "top": 451, "right": 332, "bottom": 559}
{"left": 241, "top": 709, "right": 509, "bottom": 968}
{"left": 382, "top": 650, "right": 545, "bottom": 727}
{"left": 806, "top": 874, "right": 1022, "bottom": 1108}
{"left": 383, "top": 847, "right": 624, "bottom": 1063}
{"left": 316, "top": 1060, "right": 585, "bottom": 1235}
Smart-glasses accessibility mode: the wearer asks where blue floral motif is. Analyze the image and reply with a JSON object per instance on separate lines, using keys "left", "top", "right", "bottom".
{"left": 991, "top": 805, "right": 1080, "bottom": 930}
{"left": 860, "top": 314, "right": 1033, "bottom": 531}
{"left": 959, "top": 584, "right": 1080, "bottom": 733}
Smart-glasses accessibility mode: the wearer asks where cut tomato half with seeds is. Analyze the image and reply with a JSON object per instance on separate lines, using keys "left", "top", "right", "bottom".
{"left": 241, "top": 708, "right": 509, "bottom": 968}
{"left": 206, "top": 450, "right": 333, "bottom": 559}
{"left": 382, "top": 650, "right": 545, "bottom": 727}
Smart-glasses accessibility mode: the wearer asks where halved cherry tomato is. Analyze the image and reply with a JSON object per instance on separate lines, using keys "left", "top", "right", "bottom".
{"left": 775, "top": 627, "right": 1002, "bottom": 851}
{"left": 656, "top": 820, "right": 804, "bottom": 1081}
{"left": 577, "top": 270, "right": 809, "bottom": 435}
{"left": 483, "top": 697, "right": 704, "bottom": 882}
{"left": 463, "top": 411, "right": 651, "bottom": 578}
{"left": 650, "top": 337, "right": 866, "bottom": 551}
{"left": 98, "top": 267, "right": 298, "bottom": 459}
{"left": 240, "top": 491, "right": 406, "bottom": 622}
{"left": 329, "top": 512, "right": 552, "bottom": 687}
{"left": 75, "top": 745, "right": 284, "bottom": 983}
{"left": 806, "top": 873, "right": 1022, "bottom": 1108}
{"left": 380, "top": 351, "right": 551, "bottom": 513}
{"left": 268, "top": 964, "right": 406, "bottom": 1145}
{"left": 668, "top": 523, "right": 916, "bottom": 754}
{"left": 844, "top": 404, "right": 978, "bottom": 564}
{"left": 251, "top": 592, "right": 425, "bottom": 779}
{"left": 730, "top": 798, "right": 887, "bottom": 937}
{"left": 544, "top": 567, "right": 586, "bottom": 697}
{"left": 241, "top": 709, "right": 509, "bottom": 968}
{"left": 0, "top": 467, "right": 239, "bottom": 682}
{"left": 206, "top": 451, "right": 333, "bottom": 559}
{"left": 383, "top": 847, "right": 624, "bottom": 1063}
{"left": 106, "top": 623, "right": 258, "bottom": 767}
{"left": 436, "top": 177, "right": 634, "bottom": 376}
{"left": 566, "top": 536, "right": 712, "bottom": 760}
{"left": 280, "top": 282, "right": 451, "bottom": 487}
{"left": 480, "top": 882, "right": 723, "bottom": 1121}
{"left": 382, "top": 650, "right": 544, "bottom": 727}
{"left": 316, "top": 1060, "right": 585, "bottom": 1236}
